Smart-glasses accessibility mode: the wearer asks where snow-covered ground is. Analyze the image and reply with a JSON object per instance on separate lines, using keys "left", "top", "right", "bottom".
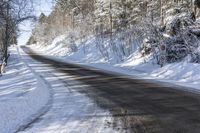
{"left": 0, "top": 46, "right": 51, "bottom": 133}
{"left": 31, "top": 35, "right": 200, "bottom": 92}
{"left": 1, "top": 36, "right": 200, "bottom": 132}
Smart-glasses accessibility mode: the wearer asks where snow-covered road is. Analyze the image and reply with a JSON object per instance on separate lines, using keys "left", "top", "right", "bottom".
{"left": 17, "top": 47, "right": 118, "bottom": 133}
{"left": 16, "top": 46, "right": 200, "bottom": 133}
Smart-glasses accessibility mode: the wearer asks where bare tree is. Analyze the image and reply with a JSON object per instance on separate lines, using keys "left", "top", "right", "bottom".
{"left": 0, "top": 0, "right": 35, "bottom": 65}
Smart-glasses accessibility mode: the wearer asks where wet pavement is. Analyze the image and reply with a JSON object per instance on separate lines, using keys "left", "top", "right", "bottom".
{"left": 19, "top": 46, "right": 200, "bottom": 133}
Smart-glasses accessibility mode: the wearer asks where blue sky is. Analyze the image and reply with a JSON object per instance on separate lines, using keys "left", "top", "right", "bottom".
{"left": 18, "top": 0, "right": 54, "bottom": 45}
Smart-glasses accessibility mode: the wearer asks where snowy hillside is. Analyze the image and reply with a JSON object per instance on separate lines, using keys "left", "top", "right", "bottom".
{"left": 30, "top": 34, "right": 200, "bottom": 92}
{"left": 25, "top": 0, "right": 200, "bottom": 93}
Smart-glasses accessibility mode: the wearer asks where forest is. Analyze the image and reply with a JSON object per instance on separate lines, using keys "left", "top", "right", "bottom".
{"left": 20, "top": 0, "right": 200, "bottom": 66}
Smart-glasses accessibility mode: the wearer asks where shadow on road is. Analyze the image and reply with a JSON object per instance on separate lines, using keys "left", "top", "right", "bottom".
{"left": 22, "top": 46, "right": 200, "bottom": 133}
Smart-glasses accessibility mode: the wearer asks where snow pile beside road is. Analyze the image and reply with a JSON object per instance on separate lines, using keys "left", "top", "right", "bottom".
{"left": 31, "top": 35, "right": 200, "bottom": 91}
{"left": 0, "top": 46, "right": 51, "bottom": 133}
{"left": 33, "top": 35, "right": 132, "bottom": 64}
{"left": 36, "top": 35, "right": 71, "bottom": 56}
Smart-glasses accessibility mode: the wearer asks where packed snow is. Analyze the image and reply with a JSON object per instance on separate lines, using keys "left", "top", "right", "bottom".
{"left": 0, "top": 46, "right": 51, "bottom": 133}
{"left": 31, "top": 35, "right": 200, "bottom": 92}
{"left": 17, "top": 63, "right": 118, "bottom": 133}
{"left": 0, "top": 44, "right": 121, "bottom": 133}
{"left": 2, "top": 34, "right": 200, "bottom": 133}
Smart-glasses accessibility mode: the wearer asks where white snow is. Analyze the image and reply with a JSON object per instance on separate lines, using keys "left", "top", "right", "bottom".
{"left": 17, "top": 67, "right": 118, "bottom": 133}
{"left": 31, "top": 35, "right": 200, "bottom": 92}
{"left": 2, "top": 35, "right": 200, "bottom": 132}
{"left": 0, "top": 45, "right": 51, "bottom": 133}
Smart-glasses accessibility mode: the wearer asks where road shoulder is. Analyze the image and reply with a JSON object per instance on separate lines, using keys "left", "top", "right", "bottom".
{"left": 0, "top": 46, "right": 52, "bottom": 133}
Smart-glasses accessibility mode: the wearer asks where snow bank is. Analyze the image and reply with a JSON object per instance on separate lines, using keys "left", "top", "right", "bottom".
{"left": 31, "top": 35, "right": 200, "bottom": 92}
{"left": 0, "top": 46, "right": 51, "bottom": 133}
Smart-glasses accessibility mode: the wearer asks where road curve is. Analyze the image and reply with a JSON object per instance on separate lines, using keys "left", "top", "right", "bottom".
{"left": 19, "top": 46, "right": 200, "bottom": 133}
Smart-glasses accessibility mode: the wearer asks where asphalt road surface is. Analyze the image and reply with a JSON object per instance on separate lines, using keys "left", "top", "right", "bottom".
{"left": 19, "top": 46, "right": 200, "bottom": 133}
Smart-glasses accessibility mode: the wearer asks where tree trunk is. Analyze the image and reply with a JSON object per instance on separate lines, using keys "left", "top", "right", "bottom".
{"left": 191, "top": 0, "right": 194, "bottom": 11}
{"left": 160, "top": 0, "right": 164, "bottom": 25}
{"left": 4, "top": 2, "right": 9, "bottom": 65}
{"left": 194, "top": 6, "right": 197, "bottom": 17}
{"left": 109, "top": 0, "right": 113, "bottom": 45}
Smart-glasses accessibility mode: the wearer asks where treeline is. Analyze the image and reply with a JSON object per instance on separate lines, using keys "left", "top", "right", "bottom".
{"left": 0, "top": 0, "right": 35, "bottom": 64}
{"left": 29, "top": 0, "right": 200, "bottom": 65}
